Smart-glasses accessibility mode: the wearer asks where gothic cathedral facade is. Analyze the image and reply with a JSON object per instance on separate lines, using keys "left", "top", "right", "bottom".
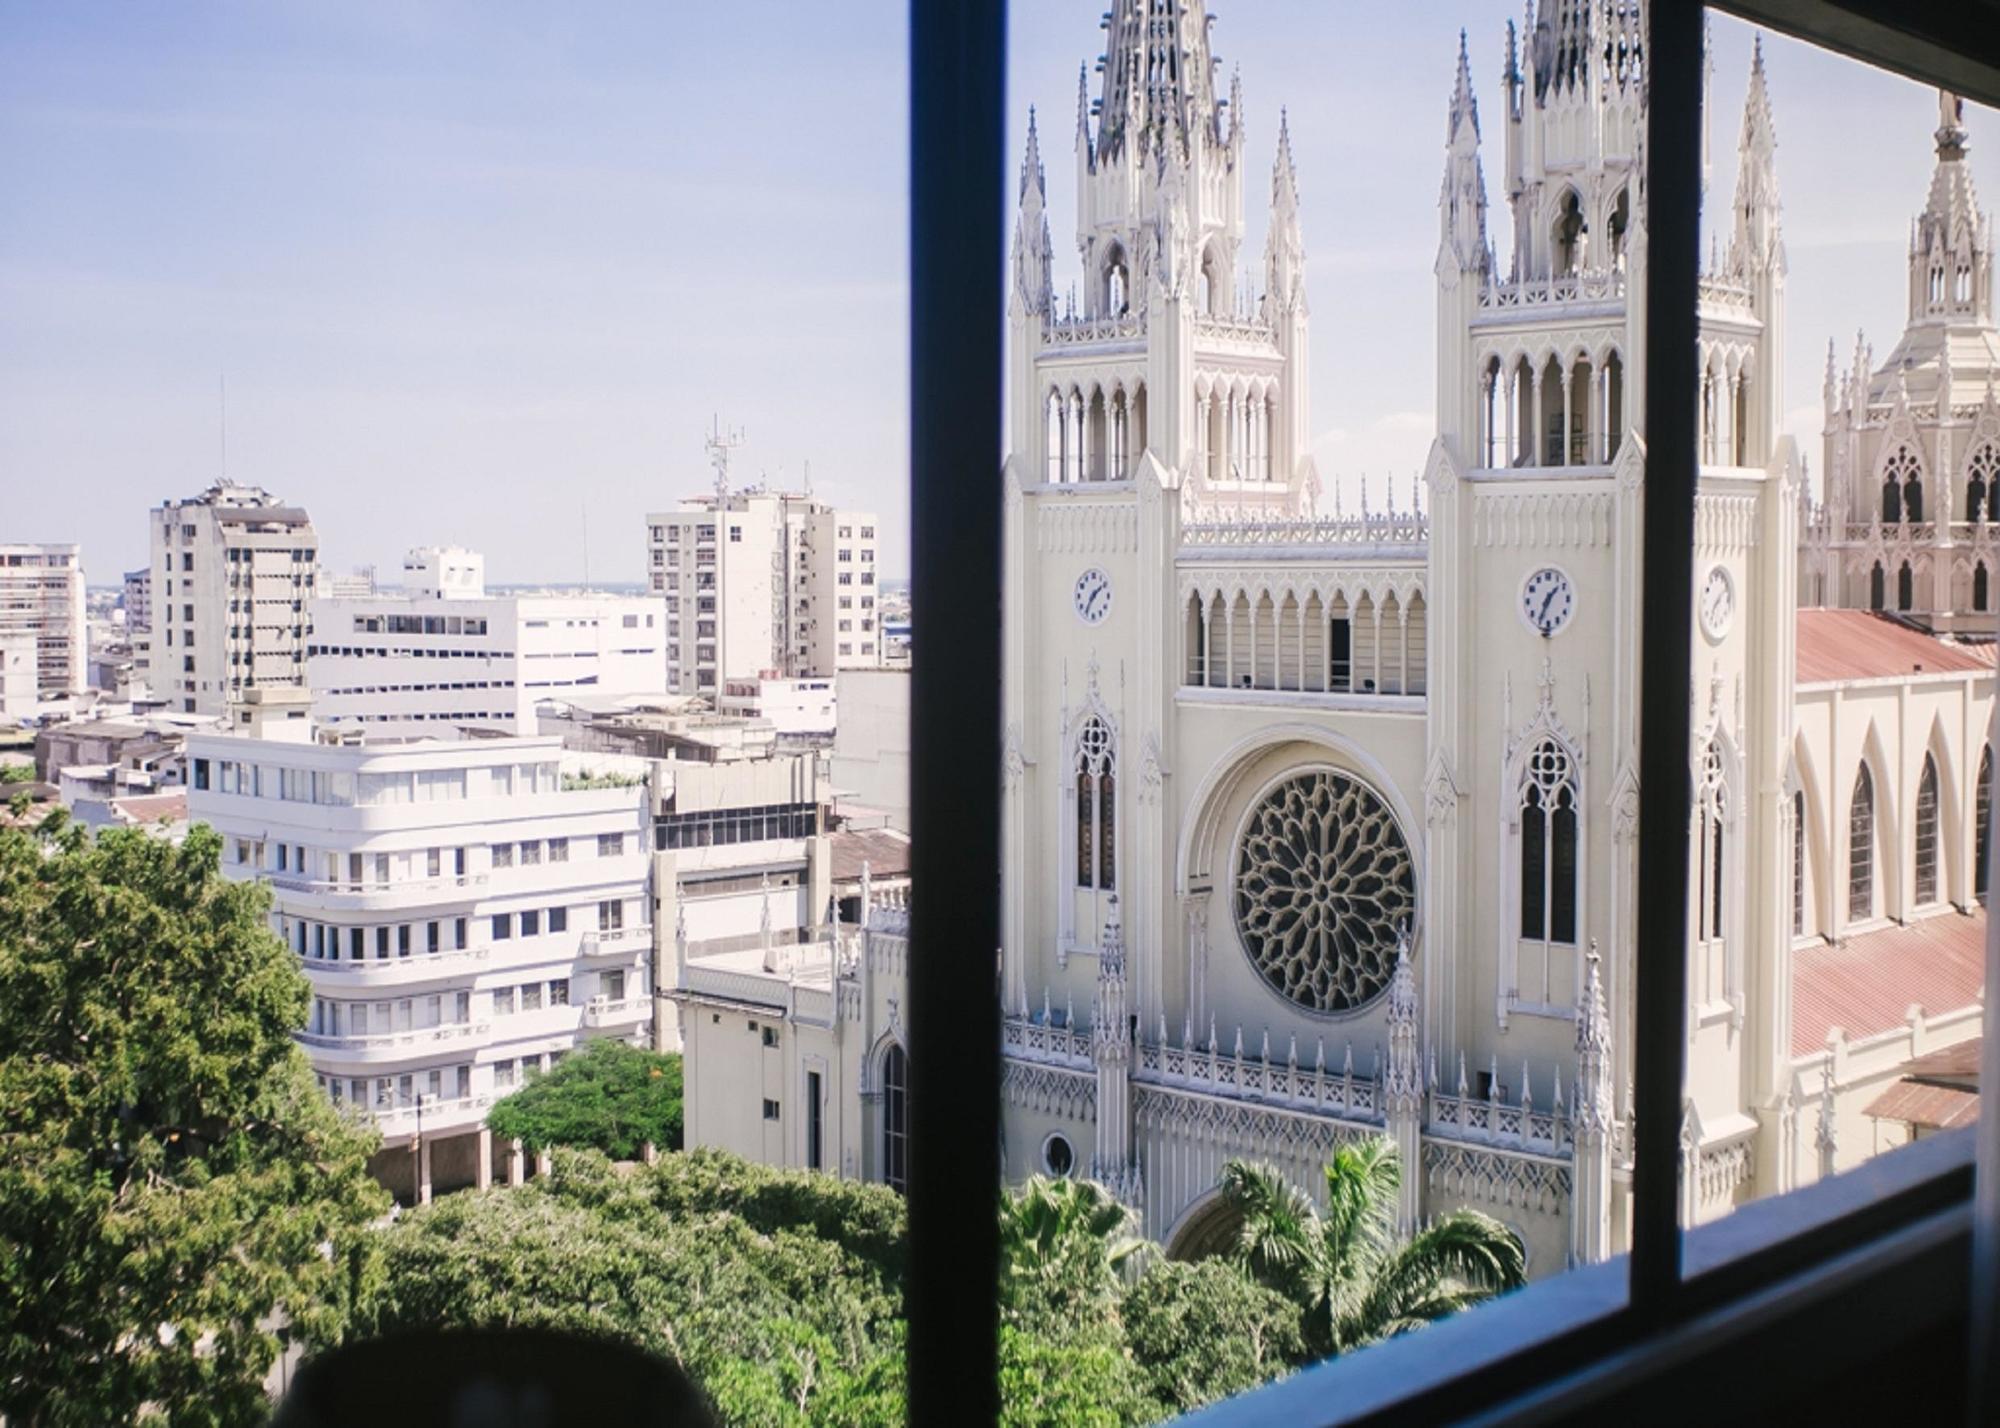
{"left": 998, "top": 0, "right": 1996, "bottom": 1275}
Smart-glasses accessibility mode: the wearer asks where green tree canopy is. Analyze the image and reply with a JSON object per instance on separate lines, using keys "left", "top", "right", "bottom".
{"left": 0, "top": 822, "right": 388, "bottom": 1427}
{"left": 356, "top": 1148, "right": 906, "bottom": 1426}
{"left": 1119, "top": 1259, "right": 1306, "bottom": 1414}
{"left": 997, "top": 1174, "right": 1147, "bottom": 1331}
{"left": 485, "top": 1037, "right": 683, "bottom": 1160}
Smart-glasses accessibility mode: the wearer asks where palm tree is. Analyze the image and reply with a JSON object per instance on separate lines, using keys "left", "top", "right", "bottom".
{"left": 997, "top": 1174, "right": 1148, "bottom": 1324}
{"left": 1220, "top": 1138, "right": 1525, "bottom": 1357}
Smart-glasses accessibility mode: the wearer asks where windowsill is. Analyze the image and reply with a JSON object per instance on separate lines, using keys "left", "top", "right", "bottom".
{"left": 1504, "top": 997, "right": 1576, "bottom": 1022}
{"left": 1178, "top": 1129, "right": 1974, "bottom": 1425}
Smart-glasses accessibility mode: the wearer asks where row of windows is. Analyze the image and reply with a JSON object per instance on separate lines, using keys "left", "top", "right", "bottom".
{"left": 654, "top": 803, "right": 817, "bottom": 851}
{"left": 322, "top": 1064, "right": 472, "bottom": 1109}
{"left": 351, "top": 614, "right": 496, "bottom": 635}
{"left": 309, "top": 644, "right": 511, "bottom": 659}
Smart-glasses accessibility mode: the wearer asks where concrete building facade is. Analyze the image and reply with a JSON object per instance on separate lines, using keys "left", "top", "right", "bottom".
{"left": 0, "top": 543, "right": 87, "bottom": 697}
{"left": 145, "top": 483, "right": 318, "bottom": 717}
{"left": 308, "top": 546, "right": 667, "bottom": 738}
{"left": 187, "top": 699, "right": 654, "bottom": 1201}
{"left": 645, "top": 486, "right": 882, "bottom": 696}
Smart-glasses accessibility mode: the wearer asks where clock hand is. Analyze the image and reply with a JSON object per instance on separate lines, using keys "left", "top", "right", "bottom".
{"left": 1539, "top": 589, "right": 1556, "bottom": 621}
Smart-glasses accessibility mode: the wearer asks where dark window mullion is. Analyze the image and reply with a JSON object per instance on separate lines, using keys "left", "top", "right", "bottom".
{"left": 1631, "top": 0, "right": 1706, "bottom": 1322}
{"left": 907, "top": 0, "right": 1005, "bottom": 1422}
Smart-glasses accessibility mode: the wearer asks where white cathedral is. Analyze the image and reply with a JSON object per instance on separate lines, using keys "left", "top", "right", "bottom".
{"left": 993, "top": 0, "right": 1999, "bottom": 1273}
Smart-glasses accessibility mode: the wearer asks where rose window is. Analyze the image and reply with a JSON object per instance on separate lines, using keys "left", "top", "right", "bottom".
{"left": 1233, "top": 769, "right": 1416, "bottom": 1013}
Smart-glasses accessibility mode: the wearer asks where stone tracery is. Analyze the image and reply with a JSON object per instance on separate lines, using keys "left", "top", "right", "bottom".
{"left": 1233, "top": 769, "right": 1416, "bottom": 1013}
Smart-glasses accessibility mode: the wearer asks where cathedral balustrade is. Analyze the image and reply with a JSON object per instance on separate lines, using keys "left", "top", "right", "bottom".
{"left": 1180, "top": 509, "right": 1428, "bottom": 549}
{"left": 1478, "top": 267, "right": 1626, "bottom": 311}
{"left": 1003, "top": 1013, "right": 1094, "bottom": 1068}
{"left": 1178, "top": 571, "right": 1428, "bottom": 698}
{"left": 1043, "top": 313, "right": 1146, "bottom": 348}
{"left": 1191, "top": 314, "right": 1280, "bottom": 349}
{"left": 1426, "top": 1081, "right": 1573, "bottom": 1157}
{"left": 1134, "top": 1032, "right": 1386, "bottom": 1124}
{"left": 1696, "top": 273, "right": 1757, "bottom": 315}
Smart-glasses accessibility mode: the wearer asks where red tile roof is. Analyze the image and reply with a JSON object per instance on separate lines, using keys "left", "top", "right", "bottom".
{"left": 110, "top": 791, "right": 187, "bottom": 825}
{"left": 829, "top": 827, "right": 912, "bottom": 883}
{"left": 1791, "top": 908, "right": 1987, "bottom": 1055}
{"left": 1795, "top": 610, "right": 1992, "bottom": 684}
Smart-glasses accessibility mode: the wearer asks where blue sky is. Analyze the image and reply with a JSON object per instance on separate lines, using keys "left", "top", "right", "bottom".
{"left": 2, "top": 3, "right": 1993, "bottom": 585}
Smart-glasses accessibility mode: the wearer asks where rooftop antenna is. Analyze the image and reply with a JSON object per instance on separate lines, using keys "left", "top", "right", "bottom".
{"left": 705, "top": 414, "right": 745, "bottom": 502}
{"left": 219, "top": 374, "right": 227, "bottom": 484}
{"left": 804, "top": 458, "right": 812, "bottom": 499}
{"left": 581, "top": 499, "right": 591, "bottom": 589}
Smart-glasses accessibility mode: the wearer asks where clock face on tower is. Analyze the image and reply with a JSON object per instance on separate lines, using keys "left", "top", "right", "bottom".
{"left": 1520, "top": 565, "right": 1576, "bottom": 638}
{"left": 1073, "top": 567, "right": 1113, "bottom": 625}
{"left": 1700, "top": 565, "right": 1734, "bottom": 640}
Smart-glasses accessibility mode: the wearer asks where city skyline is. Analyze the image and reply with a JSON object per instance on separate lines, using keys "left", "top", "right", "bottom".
{"left": 3, "top": 2, "right": 1995, "bottom": 585}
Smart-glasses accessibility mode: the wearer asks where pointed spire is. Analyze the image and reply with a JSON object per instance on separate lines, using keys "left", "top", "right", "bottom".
{"left": 1265, "top": 107, "right": 1307, "bottom": 311}
{"left": 1449, "top": 29, "right": 1480, "bottom": 143}
{"left": 1911, "top": 88, "right": 1988, "bottom": 323}
{"left": 1013, "top": 108, "right": 1054, "bottom": 318}
{"left": 1575, "top": 940, "right": 1614, "bottom": 1135}
{"left": 1074, "top": 63, "right": 1093, "bottom": 163}
{"left": 1729, "top": 35, "right": 1782, "bottom": 273}
{"left": 1094, "top": 0, "right": 1220, "bottom": 164}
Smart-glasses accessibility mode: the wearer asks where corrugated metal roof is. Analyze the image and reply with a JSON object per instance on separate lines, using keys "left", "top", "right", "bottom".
{"left": 1791, "top": 908, "right": 1987, "bottom": 1055}
{"left": 1795, "top": 610, "right": 1991, "bottom": 684}
{"left": 829, "top": 827, "right": 912, "bottom": 882}
{"left": 1862, "top": 1078, "right": 1979, "bottom": 1130}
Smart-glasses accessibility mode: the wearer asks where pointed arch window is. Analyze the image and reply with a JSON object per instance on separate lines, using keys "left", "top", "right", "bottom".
{"left": 1914, "top": 755, "right": 1940, "bottom": 905}
{"left": 1103, "top": 245, "right": 1129, "bottom": 316}
{"left": 1696, "top": 742, "right": 1728, "bottom": 943}
{"left": 1869, "top": 562, "right": 1886, "bottom": 610}
{"left": 1848, "top": 764, "right": 1875, "bottom": 923}
{"left": 1977, "top": 746, "right": 1992, "bottom": 904}
{"left": 1882, "top": 446, "right": 1922, "bottom": 525}
{"left": 1791, "top": 789, "right": 1806, "bottom": 937}
{"left": 1969, "top": 443, "right": 1999, "bottom": 525}
{"left": 881, "top": 1042, "right": 908, "bottom": 1195}
{"left": 1552, "top": 188, "right": 1584, "bottom": 276}
{"left": 1976, "top": 563, "right": 1990, "bottom": 613}
{"left": 1075, "top": 716, "right": 1115, "bottom": 891}
{"left": 1518, "top": 739, "right": 1579, "bottom": 946}
{"left": 1898, "top": 561, "right": 1915, "bottom": 611}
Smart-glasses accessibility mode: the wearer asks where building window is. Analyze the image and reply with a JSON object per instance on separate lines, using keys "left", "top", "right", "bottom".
{"left": 1848, "top": 763, "right": 1875, "bottom": 922}
{"left": 762, "top": 1098, "right": 780, "bottom": 1121}
{"left": 1792, "top": 790, "right": 1806, "bottom": 937}
{"left": 598, "top": 899, "right": 624, "bottom": 932}
{"left": 881, "top": 1043, "right": 908, "bottom": 1195}
{"left": 1881, "top": 445, "right": 1923, "bottom": 524}
{"left": 1696, "top": 742, "right": 1727, "bottom": 943}
{"left": 806, "top": 1070, "right": 823, "bottom": 1171}
{"left": 1041, "top": 1132, "right": 1075, "bottom": 1178}
{"left": 598, "top": 833, "right": 624, "bottom": 857}
{"left": 1074, "top": 716, "right": 1115, "bottom": 891}
{"left": 1978, "top": 747, "right": 1993, "bottom": 904}
{"left": 1914, "top": 755, "right": 1940, "bottom": 905}
{"left": 549, "top": 906, "right": 568, "bottom": 933}
{"left": 492, "top": 914, "right": 512, "bottom": 941}
{"left": 1897, "top": 561, "right": 1915, "bottom": 611}
{"left": 1518, "top": 739, "right": 1579, "bottom": 947}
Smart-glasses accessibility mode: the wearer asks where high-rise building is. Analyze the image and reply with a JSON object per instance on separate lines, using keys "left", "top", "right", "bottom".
{"left": 645, "top": 490, "right": 881, "bottom": 696}
{"left": 309, "top": 546, "right": 668, "bottom": 737}
{"left": 186, "top": 692, "right": 654, "bottom": 1202}
{"left": 145, "top": 482, "right": 317, "bottom": 716}
{"left": 0, "top": 543, "right": 87, "bottom": 697}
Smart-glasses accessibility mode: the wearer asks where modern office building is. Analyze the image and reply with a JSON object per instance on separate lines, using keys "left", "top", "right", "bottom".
{"left": 645, "top": 487, "right": 882, "bottom": 696}
{"left": 144, "top": 483, "right": 318, "bottom": 717}
{"left": 187, "top": 691, "right": 654, "bottom": 1202}
{"left": 308, "top": 546, "right": 667, "bottom": 738}
{"left": 0, "top": 543, "right": 87, "bottom": 697}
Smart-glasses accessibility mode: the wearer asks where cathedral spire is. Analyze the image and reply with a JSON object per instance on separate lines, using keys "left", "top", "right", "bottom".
{"left": 1728, "top": 36, "right": 1782, "bottom": 274}
{"left": 1264, "top": 108, "right": 1306, "bottom": 312}
{"left": 1095, "top": 0, "right": 1221, "bottom": 165}
{"left": 1074, "top": 63, "right": 1094, "bottom": 172}
{"left": 1442, "top": 29, "right": 1490, "bottom": 273}
{"left": 1910, "top": 89, "right": 1992, "bottom": 325}
{"left": 1013, "top": 108, "right": 1054, "bottom": 316}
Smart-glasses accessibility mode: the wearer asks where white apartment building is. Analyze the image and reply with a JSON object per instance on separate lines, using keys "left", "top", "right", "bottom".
{"left": 716, "top": 676, "right": 837, "bottom": 737}
{"left": 121, "top": 568, "right": 151, "bottom": 635}
{"left": 0, "top": 543, "right": 87, "bottom": 697}
{"left": 0, "top": 635, "right": 34, "bottom": 718}
{"left": 187, "top": 693, "right": 654, "bottom": 1201}
{"left": 308, "top": 546, "right": 667, "bottom": 738}
{"left": 644, "top": 490, "right": 882, "bottom": 696}
{"left": 146, "top": 483, "right": 318, "bottom": 717}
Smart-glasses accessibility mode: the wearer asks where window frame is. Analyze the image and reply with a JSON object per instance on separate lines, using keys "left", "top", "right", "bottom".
{"left": 902, "top": 2, "right": 2000, "bottom": 1424}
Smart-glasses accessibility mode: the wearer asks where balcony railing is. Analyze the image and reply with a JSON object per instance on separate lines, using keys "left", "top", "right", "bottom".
{"left": 364, "top": 1093, "right": 494, "bottom": 1135}
{"left": 1479, "top": 267, "right": 1626, "bottom": 310}
{"left": 265, "top": 871, "right": 489, "bottom": 898}
{"left": 302, "top": 945, "right": 490, "bottom": 983}
{"left": 581, "top": 996, "right": 648, "bottom": 1028}
{"left": 580, "top": 925, "right": 651, "bottom": 957}
{"left": 297, "top": 1020, "right": 490, "bottom": 1055}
